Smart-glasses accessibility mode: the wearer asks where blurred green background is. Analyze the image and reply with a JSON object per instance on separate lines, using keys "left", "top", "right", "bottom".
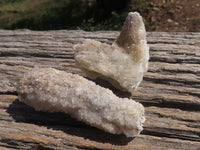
{"left": 0, "top": 0, "right": 199, "bottom": 31}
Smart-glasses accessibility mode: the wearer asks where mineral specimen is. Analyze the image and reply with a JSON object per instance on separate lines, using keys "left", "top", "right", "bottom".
{"left": 18, "top": 68, "right": 145, "bottom": 137}
{"left": 74, "top": 12, "right": 149, "bottom": 92}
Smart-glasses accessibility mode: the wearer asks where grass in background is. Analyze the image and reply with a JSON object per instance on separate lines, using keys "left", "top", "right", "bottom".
{"left": 0, "top": 0, "right": 142, "bottom": 31}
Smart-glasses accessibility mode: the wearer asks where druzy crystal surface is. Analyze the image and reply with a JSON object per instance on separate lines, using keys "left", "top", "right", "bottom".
{"left": 18, "top": 68, "right": 145, "bottom": 137}
{"left": 74, "top": 12, "right": 149, "bottom": 92}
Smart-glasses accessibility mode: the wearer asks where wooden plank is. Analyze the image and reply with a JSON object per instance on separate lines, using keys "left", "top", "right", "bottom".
{"left": 0, "top": 30, "right": 200, "bottom": 150}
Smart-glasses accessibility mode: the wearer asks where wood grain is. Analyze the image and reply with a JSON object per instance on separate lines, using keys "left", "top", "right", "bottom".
{"left": 0, "top": 30, "right": 200, "bottom": 150}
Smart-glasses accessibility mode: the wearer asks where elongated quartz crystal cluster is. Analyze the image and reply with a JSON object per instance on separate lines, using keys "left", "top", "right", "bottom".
{"left": 18, "top": 68, "right": 145, "bottom": 137}
{"left": 74, "top": 12, "right": 149, "bottom": 92}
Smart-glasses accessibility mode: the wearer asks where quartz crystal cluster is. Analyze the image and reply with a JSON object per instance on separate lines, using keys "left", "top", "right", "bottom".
{"left": 74, "top": 12, "right": 149, "bottom": 92}
{"left": 18, "top": 68, "right": 145, "bottom": 137}
{"left": 17, "top": 12, "right": 148, "bottom": 137}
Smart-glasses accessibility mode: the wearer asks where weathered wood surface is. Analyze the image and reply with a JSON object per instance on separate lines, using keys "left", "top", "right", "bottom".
{"left": 0, "top": 29, "right": 200, "bottom": 150}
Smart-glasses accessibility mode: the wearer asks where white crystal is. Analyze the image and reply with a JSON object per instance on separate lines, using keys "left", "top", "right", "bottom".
{"left": 74, "top": 12, "right": 149, "bottom": 92}
{"left": 17, "top": 68, "right": 145, "bottom": 137}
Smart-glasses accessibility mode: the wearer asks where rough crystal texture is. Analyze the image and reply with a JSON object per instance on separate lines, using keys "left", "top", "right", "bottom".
{"left": 17, "top": 68, "right": 145, "bottom": 137}
{"left": 74, "top": 12, "right": 149, "bottom": 92}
